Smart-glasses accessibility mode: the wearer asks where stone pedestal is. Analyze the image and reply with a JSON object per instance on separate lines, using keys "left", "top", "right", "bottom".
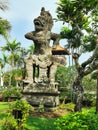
{"left": 22, "top": 82, "right": 60, "bottom": 110}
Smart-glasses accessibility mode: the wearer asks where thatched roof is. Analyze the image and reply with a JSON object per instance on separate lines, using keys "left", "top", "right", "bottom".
{"left": 52, "top": 45, "right": 70, "bottom": 55}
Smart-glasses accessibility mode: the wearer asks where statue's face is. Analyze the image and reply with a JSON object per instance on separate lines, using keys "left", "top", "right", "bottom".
{"left": 34, "top": 8, "right": 53, "bottom": 32}
{"left": 34, "top": 16, "right": 46, "bottom": 31}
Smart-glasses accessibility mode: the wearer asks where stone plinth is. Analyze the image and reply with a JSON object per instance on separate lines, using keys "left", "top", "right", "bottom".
{"left": 22, "top": 82, "right": 60, "bottom": 109}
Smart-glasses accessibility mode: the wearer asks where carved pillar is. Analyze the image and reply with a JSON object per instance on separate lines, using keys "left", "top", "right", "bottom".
{"left": 25, "top": 57, "right": 33, "bottom": 83}
{"left": 49, "top": 63, "right": 58, "bottom": 83}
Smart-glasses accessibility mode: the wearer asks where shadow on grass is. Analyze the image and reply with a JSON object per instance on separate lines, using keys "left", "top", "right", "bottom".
{"left": 26, "top": 116, "right": 57, "bottom": 130}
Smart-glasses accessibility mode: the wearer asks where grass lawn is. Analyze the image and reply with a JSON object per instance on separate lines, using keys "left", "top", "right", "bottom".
{"left": 0, "top": 102, "right": 58, "bottom": 130}
{"left": 26, "top": 116, "right": 56, "bottom": 130}
{"left": 0, "top": 102, "right": 10, "bottom": 128}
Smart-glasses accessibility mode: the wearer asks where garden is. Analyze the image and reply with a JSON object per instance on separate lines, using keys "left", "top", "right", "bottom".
{"left": 1, "top": 0, "right": 98, "bottom": 130}
{"left": 0, "top": 101, "right": 98, "bottom": 130}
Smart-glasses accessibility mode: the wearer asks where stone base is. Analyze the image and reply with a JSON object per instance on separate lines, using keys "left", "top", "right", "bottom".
{"left": 22, "top": 82, "right": 60, "bottom": 110}
{"left": 23, "top": 94, "right": 59, "bottom": 107}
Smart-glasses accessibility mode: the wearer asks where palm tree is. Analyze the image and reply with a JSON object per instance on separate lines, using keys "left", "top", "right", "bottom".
{"left": 0, "top": 53, "right": 8, "bottom": 87}
{"left": 1, "top": 39, "right": 21, "bottom": 86}
{"left": 1, "top": 39, "right": 21, "bottom": 68}
{"left": 27, "top": 44, "right": 34, "bottom": 56}
{"left": 0, "top": 0, "right": 11, "bottom": 38}
{"left": 0, "top": 18, "right": 11, "bottom": 38}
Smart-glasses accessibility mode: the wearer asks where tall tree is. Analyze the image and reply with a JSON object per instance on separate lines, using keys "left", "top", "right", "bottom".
{"left": 56, "top": 0, "right": 98, "bottom": 111}
{"left": 27, "top": 44, "right": 34, "bottom": 56}
{"left": 1, "top": 39, "right": 21, "bottom": 86}
{"left": 0, "top": 0, "right": 11, "bottom": 38}
{"left": 0, "top": 54, "right": 8, "bottom": 87}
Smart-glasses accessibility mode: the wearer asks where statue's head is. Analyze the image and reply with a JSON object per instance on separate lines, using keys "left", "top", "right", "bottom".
{"left": 34, "top": 7, "right": 53, "bottom": 31}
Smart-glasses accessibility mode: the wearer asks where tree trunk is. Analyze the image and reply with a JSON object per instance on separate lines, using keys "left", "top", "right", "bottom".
{"left": 72, "top": 74, "right": 84, "bottom": 112}
{"left": 96, "top": 74, "right": 98, "bottom": 114}
{"left": 72, "top": 39, "right": 98, "bottom": 112}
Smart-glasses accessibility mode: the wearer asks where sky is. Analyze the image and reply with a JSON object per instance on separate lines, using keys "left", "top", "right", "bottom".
{"left": 0, "top": 0, "right": 92, "bottom": 65}
{"left": 0, "top": 0, "right": 62, "bottom": 48}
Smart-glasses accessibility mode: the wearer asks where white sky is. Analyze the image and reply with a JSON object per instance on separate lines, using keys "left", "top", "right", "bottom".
{"left": 0, "top": 0, "right": 63, "bottom": 48}
{"left": 0, "top": 0, "right": 92, "bottom": 65}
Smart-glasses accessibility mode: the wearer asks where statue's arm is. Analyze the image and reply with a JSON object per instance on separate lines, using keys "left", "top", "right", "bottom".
{"left": 51, "top": 33, "right": 60, "bottom": 46}
{"left": 25, "top": 31, "right": 34, "bottom": 40}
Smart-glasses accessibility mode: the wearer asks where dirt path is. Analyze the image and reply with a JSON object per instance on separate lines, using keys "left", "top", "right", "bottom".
{"left": 30, "top": 108, "right": 69, "bottom": 118}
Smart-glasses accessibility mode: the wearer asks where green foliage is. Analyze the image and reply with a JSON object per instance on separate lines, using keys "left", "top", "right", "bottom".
{"left": 56, "top": 0, "right": 98, "bottom": 53}
{"left": 0, "top": 101, "right": 56, "bottom": 130}
{"left": 2, "top": 87, "right": 22, "bottom": 100}
{"left": 82, "top": 75, "right": 96, "bottom": 106}
{"left": 2, "top": 99, "right": 34, "bottom": 130}
{"left": 0, "top": 18, "right": 11, "bottom": 37}
{"left": 83, "top": 75, "right": 96, "bottom": 91}
{"left": 9, "top": 99, "right": 33, "bottom": 116}
{"left": 38, "top": 104, "right": 44, "bottom": 113}
{"left": 55, "top": 108, "right": 98, "bottom": 130}
{"left": 55, "top": 66, "right": 76, "bottom": 102}
{"left": 64, "top": 102, "right": 75, "bottom": 112}
{"left": 3, "top": 68, "right": 23, "bottom": 87}
{"left": 2, "top": 116, "right": 18, "bottom": 130}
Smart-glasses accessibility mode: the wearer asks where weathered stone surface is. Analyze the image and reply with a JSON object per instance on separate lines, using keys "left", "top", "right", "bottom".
{"left": 23, "top": 94, "right": 59, "bottom": 108}
{"left": 23, "top": 82, "right": 59, "bottom": 94}
{"left": 22, "top": 7, "right": 67, "bottom": 110}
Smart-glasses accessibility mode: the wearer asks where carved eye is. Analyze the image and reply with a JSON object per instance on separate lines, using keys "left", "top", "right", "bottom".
{"left": 41, "top": 20, "right": 45, "bottom": 25}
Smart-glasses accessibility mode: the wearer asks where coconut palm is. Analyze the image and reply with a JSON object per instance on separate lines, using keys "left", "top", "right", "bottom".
{"left": 1, "top": 39, "right": 21, "bottom": 86}
{"left": 0, "top": 0, "right": 11, "bottom": 38}
{"left": 0, "top": 53, "right": 8, "bottom": 87}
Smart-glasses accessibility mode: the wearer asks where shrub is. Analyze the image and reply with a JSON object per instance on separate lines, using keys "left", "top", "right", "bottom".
{"left": 2, "top": 116, "right": 18, "bottom": 130}
{"left": 2, "top": 99, "right": 34, "bottom": 130}
{"left": 54, "top": 108, "right": 98, "bottom": 130}
{"left": 2, "top": 87, "right": 22, "bottom": 101}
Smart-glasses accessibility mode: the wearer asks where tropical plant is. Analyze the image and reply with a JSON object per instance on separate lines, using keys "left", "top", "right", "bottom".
{"left": 27, "top": 44, "right": 34, "bottom": 56}
{"left": 0, "top": 0, "right": 11, "bottom": 38}
{"left": 56, "top": 0, "right": 98, "bottom": 53}
{"left": 2, "top": 86, "right": 22, "bottom": 101}
{"left": 1, "top": 39, "right": 22, "bottom": 86}
{"left": 55, "top": 108, "right": 98, "bottom": 130}
{"left": 9, "top": 99, "right": 34, "bottom": 129}
{"left": 56, "top": 0, "right": 98, "bottom": 111}
{"left": 55, "top": 66, "right": 77, "bottom": 103}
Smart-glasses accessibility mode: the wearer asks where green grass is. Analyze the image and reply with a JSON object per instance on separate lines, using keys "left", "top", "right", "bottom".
{"left": 0, "top": 102, "right": 57, "bottom": 130}
{"left": 0, "top": 102, "right": 9, "bottom": 112}
{"left": 0, "top": 102, "right": 10, "bottom": 128}
{"left": 26, "top": 116, "right": 56, "bottom": 130}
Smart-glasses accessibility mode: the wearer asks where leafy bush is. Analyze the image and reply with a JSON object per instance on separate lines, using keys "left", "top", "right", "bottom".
{"left": 2, "top": 87, "right": 22, "bottom": 101}
{"left": 2, "top": 116, "right": 18, "bottom": 130}
{"left": 55, "top": 66, "right": 76, "bottom": 103}
{"left": 54, "top": 108, "right": 98, "bottom": 130}
{"left": 2, "top": 99, "right": 34, "bottom": 130}
{"left": 82, "top": 75, "right": 96, "bottom": 106}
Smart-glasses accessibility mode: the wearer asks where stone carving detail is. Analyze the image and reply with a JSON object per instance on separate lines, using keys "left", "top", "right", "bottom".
{"left": 25, "top": 7, "right": 60, "bottom": 55}
{"left": 23, "top": 7, "right": 69, "bottom": 110}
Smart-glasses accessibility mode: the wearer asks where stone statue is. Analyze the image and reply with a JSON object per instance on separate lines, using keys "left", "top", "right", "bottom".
{"left": 24, "top": 7, "right": 61, "bottom": 83}
{"left": 25, "top": 7, "right": 60, "bottom": 55}
{"left": 23, "top": 7, "right": 69, "bottom": 109}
